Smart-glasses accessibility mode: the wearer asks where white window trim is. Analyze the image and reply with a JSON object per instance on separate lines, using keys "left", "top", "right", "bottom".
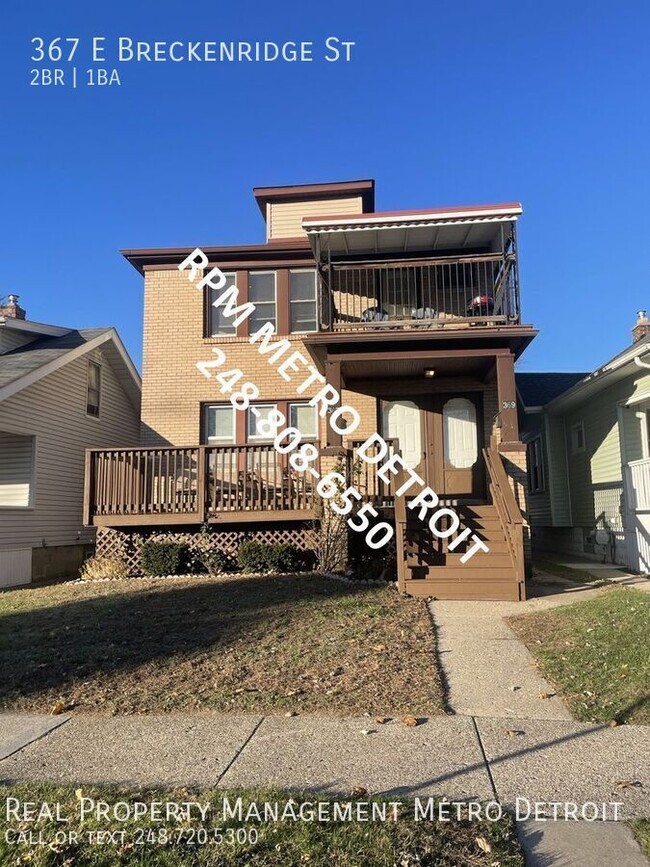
{"left": 205, "top": 404, "right": 236, "bottom": 443}
{"left": 248, "top": 270, "right": 277, "bottom": 331}
{"left": 209, "top": 272, "right": 238, "bottom": 336}
{"left": 289, "top": 268, "right": 318, "bottom": 334}
{"left": 527, "top": 434, "right": 545, "bottom": 494}
{"left": 248, "top": 403, "right": 278, "bottom": 441}
{"left": 570, "top": 421, "right": 586, "bottom": 454}
{"left": 289, "top": 401, "right": 319, "bottom": 440}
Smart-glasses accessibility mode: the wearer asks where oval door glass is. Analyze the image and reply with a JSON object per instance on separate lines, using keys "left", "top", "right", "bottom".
{"left": 382, "top": 400, "right": 421, "bottom": 468}
{"left": 443, "top": 398, "right": 478, "bottom": 468}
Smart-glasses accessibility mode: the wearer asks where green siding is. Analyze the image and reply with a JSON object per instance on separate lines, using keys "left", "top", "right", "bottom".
{"left": 546, "top": 414, "right": 572, "bottom": 525}
{"left": 523, "top": 414, "right": 552, "bottom": 524}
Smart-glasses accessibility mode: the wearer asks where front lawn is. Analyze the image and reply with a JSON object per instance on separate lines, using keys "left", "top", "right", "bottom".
{"left": 0, "top": 782, "right": 524, "bottom": 867}
{"left": 629, "top": 819, "right": 650, "bottom": 860}
{"left": 508, "top": 588, "right": 650, "bottom": 724}
{"left": 0, "top": 574, "right": 444, "bottom": 716}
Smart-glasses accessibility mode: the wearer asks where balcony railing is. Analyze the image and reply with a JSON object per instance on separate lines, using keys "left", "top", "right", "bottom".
{"left": 319, "top": 253, "right": 519, "bottom": 331}
{"left": 84, "top": 444, "right": 321, "bottom": 526}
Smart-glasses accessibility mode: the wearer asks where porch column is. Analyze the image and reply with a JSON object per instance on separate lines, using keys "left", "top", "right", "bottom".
{"left": 325, "top": 359, "right": 342, "bottom": 448}
{"left": 496, "top": 352, "right": 520, "bottom": 445}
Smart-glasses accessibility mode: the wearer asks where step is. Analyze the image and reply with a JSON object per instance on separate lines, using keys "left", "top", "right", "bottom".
{"left": 403, "top": 578, "right": 522, "bottom": 601}
{"left": 412, "top": 566, "right": 517, "bottom": 581}
{"left": 406, "top": 553, "right": 514, "bottom": 569}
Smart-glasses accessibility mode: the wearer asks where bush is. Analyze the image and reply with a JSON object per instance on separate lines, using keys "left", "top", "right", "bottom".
{"left": 237, "top": 541, "right": 313, "bottom": 574}
{"left": 140, "top": 541, "right": 190, "bottom": 576}
{"left": 80, "top": 555, "right": 129, "bottom": 581}
{"left": 202, "top": 549, "right": 236, "bottom": 575}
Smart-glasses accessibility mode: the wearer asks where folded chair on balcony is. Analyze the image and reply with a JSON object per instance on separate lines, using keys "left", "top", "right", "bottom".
{"left": 361, "top": 306, "right": 389, "bottom": 322}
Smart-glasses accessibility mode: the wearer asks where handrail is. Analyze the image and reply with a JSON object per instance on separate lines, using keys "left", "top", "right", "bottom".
{"left": 393, "top": 471, "right": 408, "bottom": 593}
{"left": 483, "top": 445, "right": 523, "bottom": 527}
{"left": 483, "top": 445, "right": 525, "bottom": 595}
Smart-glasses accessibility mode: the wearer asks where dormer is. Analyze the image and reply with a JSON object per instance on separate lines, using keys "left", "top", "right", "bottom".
{"left": 253, "top": 179, "right": 375, "bottom": 242}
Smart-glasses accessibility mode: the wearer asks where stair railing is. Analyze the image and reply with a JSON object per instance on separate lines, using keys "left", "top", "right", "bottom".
{"left": 483, "top": 445, "right": 526, "bottom": 595}
{"left": 394, "top": 471, "right": 408, "bottom": 593}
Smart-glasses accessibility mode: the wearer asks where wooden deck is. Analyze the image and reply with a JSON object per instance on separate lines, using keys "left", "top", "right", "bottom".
{"left": 83, "top": 443, "right": 321, "bottom": 527}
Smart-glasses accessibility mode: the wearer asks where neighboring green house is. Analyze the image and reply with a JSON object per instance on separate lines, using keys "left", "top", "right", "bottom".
{"left": 518, "top": 313, "right": 650, "bottom": 573}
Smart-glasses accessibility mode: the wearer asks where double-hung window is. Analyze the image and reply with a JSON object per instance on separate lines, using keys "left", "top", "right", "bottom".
{"left": 87, "top": 361, "right": 101, "bottom": 417}
{"left": 205, "top": 405, "right": 235, "bottom": 443}
{"left": 248, "top": 272, "right": 276, "bottom": 333}
{"left": 248, "top": 404, "right": 278, "bottom": 441}
{"left": 208, "top": 272, "right": 237, "bottom": 336}
{"left": 289, "top": 402, "right": 318, "bottom": 440}
{"left": 289, "top": 270, "right": 317, "bottom": 333}
{"left": 527, "top": 435, "right": 545, "bottom": 493}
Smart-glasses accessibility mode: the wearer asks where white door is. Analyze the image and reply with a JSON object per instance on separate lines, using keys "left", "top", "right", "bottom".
{"left": 382, "top": 400, "right": 422, "bottom": 468}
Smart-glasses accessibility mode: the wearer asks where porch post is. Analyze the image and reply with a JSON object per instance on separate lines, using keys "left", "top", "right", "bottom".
{"left": 325, "top": 359, "right": 342, "bottom": 448}
{"left": 496, "top": 352, "right": 520, "bottom": 445}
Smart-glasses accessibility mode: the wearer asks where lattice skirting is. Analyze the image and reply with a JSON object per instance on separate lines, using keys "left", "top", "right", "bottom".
{"left": 96, "top": 523, "right": 317, "bottom": 576}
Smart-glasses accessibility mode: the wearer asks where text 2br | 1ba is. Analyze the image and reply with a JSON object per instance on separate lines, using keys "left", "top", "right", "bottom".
{"left": 30, "top": 68, "right": 121, "bottom": 87}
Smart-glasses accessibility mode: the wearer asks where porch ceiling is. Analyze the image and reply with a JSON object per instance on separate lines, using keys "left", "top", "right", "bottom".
{"left": 338, "top": 351, "right": 498, "bottom": 382}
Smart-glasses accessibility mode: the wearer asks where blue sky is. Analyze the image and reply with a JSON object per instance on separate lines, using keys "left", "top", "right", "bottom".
{"left": 2, "top": 0, "right": 649, "bottom": 373}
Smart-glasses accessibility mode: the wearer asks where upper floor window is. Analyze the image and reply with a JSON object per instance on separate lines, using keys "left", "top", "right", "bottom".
{"left": 208, "top": 272, "right": 237, "bottom": 336}
{"left": 527, "top": 435, "right": 545, "bottom": 493}
{"left": 248, "top": 272, "right": 276, "bottom": 333}
{"left": 289, "top": 402, "right": 318, "bottom": 440}
{"left": 289, "top": 270, "right": 317, "bottom": 333}
{"left": 87, "top": 361, "right": 101, "bottom": 417}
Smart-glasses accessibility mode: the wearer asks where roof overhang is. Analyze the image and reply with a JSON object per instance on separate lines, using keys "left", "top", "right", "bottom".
{"left": 253, "top": 179, "right": 375, "bottom": 217}
{"left": 303, "top": 203, "right": 522, "bottom": 259}
{"left": 546, "top": 338, "right": 650, "bottom": 413}
{"left": 0, "top": 317, "right": 70, "bottom": 337}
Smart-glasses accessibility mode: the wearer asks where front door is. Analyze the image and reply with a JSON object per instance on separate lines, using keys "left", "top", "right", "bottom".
{"left": 382, "top": 394, "right": 484, "bottom": 500}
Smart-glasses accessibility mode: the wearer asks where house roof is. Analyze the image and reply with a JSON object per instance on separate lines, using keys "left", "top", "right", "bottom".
{"left": 516, "top": 372, "right": 590, "bottom": 410}
{"left": 253, "top": 179, "right": 375, "bottom": 217}
{"left": 0, "top": 325, "right": 141, "bottom": 408}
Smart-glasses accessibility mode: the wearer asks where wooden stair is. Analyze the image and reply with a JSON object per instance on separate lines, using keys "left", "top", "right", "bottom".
{"left": 394, "top": 449, "right": 526, "bottom": 601}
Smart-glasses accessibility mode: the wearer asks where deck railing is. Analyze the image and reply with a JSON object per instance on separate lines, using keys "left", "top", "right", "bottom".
{"left": 319, "top": 253, "right": 519, "bottom": 331}
{"left": 347, "top": 438, "right": 399, "bottom": 508}
{"left": 84, "top": 443, "right": 320, "bottom": 525}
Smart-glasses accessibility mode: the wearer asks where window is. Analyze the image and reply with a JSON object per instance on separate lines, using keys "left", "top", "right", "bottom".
{"left": 289, "top": 270, "right": 317, "bottom": 333}
{"left": 570, "top": 421, "right": 585, "bottom": 454}
{"left": 289, "top": 402, "right": 318, "bottom": 440}
{"left": 248, "top": 404, "right": 278, "bottom": 440}
{"left": 205, "top": 405, "right": 235, "bottom": 443}
{"left": 248, "top": 272, "right": 276, "bottom": 333}
{"left": 443, "top": 398, "right": 478, "bottom": 468}
{"left": 527, "top": 435, "right": 545, "bottom": 493}
{"left": 208, "top": 272, "right": 237, "bottom": 336}
{"left": 0, "top": 432, "right": 35, "bottom": 508}
{"left": 87, "top": 361, "right": 101, "bottom": 417}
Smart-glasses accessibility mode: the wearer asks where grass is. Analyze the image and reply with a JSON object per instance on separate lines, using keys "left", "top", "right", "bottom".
{"left": 629, "top": 819, "right": 650, "bottom": 860}
{"left": 534, "top": 558, "right": 610, "bottom": 584}
{"left": 0, "top": 573, "right": 444, "bottom": 717}
{"left": 0, "top": 782, "right": 524, "bottom": 867}
{"left": 508, "top": 587, "right": 650, "bottom": 724}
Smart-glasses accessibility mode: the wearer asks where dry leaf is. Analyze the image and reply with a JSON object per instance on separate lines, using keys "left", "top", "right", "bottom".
{"left": 351, "top": 787, "right": 368, "bottom": 797}
{"left": 372, "top": 644, "right": 386, "bottom": 653}
{"left": 475, "top": 836, "right": 492, "bottom": 853}
{"left": 74, "top": 788, "right": 84, "bottom": 801}
{"left": 51, "top": 700, "right": 66, "bottom": 715}
{"left": 401, "top": 714, "right": 419, "bottom": 727}
{"left": 360, "top": 729, "right": 375, "bottom": 736}
{"left": 537, "top": 691, "right": 555, "bottom": 700}
{"left": 504, "top": 729, "right": 525, "bottom": 736}
{"left": 614, "top": 779, "right": 641, "bottom": 790}
{"left": 375, "top": 716, "right": 390, "bottom": 725}
{"left": 608, "top": 719, "right": 618, "bottom": 727}
{"left": 284, "top": 711, "right": 297, "bottom": 718}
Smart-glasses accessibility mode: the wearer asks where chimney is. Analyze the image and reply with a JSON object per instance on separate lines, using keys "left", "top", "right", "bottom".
{"left": 0, "top": 294, "right": 26, "bottom": 321}
{"left": 633, "top": 310, "right": 650, "bottom": 344}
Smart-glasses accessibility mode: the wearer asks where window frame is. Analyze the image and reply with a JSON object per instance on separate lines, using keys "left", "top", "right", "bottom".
{"left": 0, "top": 432, "right": 36, "bottom": 510}
{"left": 86, "top": 360, "right": 101, "bottom": 418}
{"left": 288, "top": 401, "right": 319, "bottom": 441}
{"left": 204, "top": 404, "right": 236, "bottom": 444}
{"left": 570, "top": 421, "right": 586, "bottom": 454}
{"left": 289, "top": 269, "right": 318, "bottom": 334}
{"left": 247, "top": 403, "right": 278, "bottom": 441}
{"left": 247, "top": 270, "right": 277, "bottom": 334}
{"left": 527, "top": 434, "right": 546, "bottom": 494}
{"left": 207, "top": 271, "right": 238, "bottom": 337}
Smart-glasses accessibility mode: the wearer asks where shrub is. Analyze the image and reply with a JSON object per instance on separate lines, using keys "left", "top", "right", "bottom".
{"left": 80, "top": 555, "right": 129, "bottom": 581}
{"left": 237, "top": 541, "right": 313, "bottom": 574}
{"left": 140, "top": 541, "right": 190, "bottom": 576}
{"left": 203, "top": 548, "right": 236, "bottom": 575}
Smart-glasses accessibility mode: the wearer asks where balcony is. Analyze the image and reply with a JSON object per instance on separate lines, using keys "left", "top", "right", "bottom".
{"left": 318, "top": 252, "right": 519, "bottom": 332}
{"left": 84, "top": 444, "right": 321, "bottom": 527}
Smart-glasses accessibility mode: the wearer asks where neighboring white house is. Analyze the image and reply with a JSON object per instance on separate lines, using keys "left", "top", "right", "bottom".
{"left": 0, "top": 295, "right": 141, "bottom": 587}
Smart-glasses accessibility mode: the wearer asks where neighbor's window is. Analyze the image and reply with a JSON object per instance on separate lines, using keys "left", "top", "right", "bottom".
{"left": 205, "top": 405, "right": 235, "bottom": 443}
{"left": 570, "top": 421, "right": 585, "bottom": 454}
{"left": 248, "top": 404, "right": 278, "bottom": 440}
{"left": 289, "top": 402, "right": 318, "bottom": 440}
{"left": 289, "top": 270, "right": 318, "bottom": 333}
{"left": 208, "top": 272, "right": 237, "bottom": 336}
{"left": 527, "top": 435, "right": 545, "bottom": 493}
{"left": 248, "top": 272, "right": 276, "bottom": 333}
{"left": 0, "top": 432, "right": 35, "bottom": 508}
{"left": 87, "top": 361, "right": 101, "bottom": 417}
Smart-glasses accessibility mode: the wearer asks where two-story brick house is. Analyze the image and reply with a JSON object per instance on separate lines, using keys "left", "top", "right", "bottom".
{"left": 85, "top": 179, "right": 536, "bottom": 600}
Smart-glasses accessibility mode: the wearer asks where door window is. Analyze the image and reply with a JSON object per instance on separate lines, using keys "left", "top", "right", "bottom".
{"left": 443, "top": 398, "right": 478, "bottom": 468}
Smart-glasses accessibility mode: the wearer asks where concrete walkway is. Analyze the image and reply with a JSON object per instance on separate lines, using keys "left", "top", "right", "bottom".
{"left": 430, "top": 576, "right": 650, "bottom": 720}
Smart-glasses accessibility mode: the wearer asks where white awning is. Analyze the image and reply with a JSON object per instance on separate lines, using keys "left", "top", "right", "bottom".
{"left": 303, "top": 203, "right": 522, "bottom": 258}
